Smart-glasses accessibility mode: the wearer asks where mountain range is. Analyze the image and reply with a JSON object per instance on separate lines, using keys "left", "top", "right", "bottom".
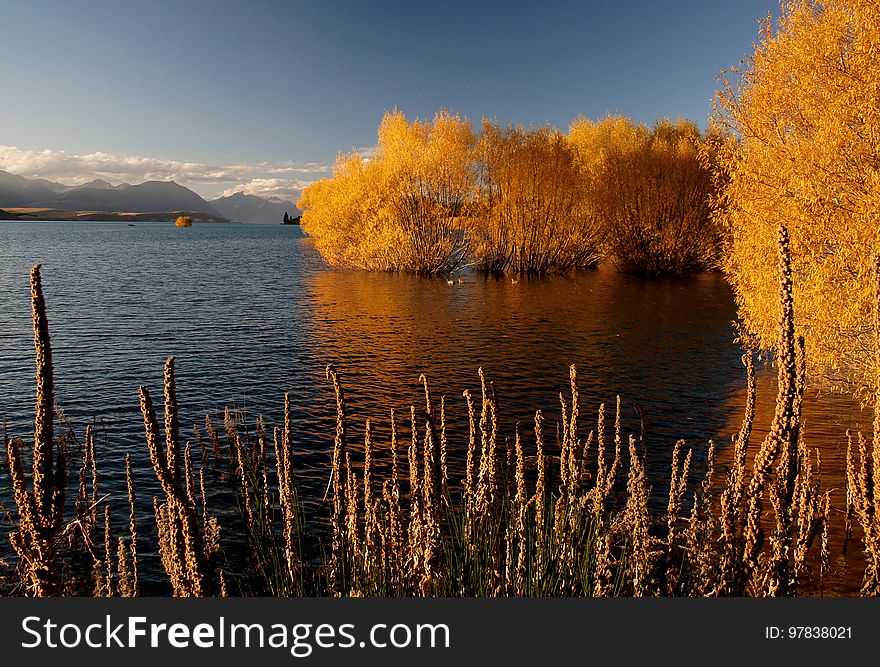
{"left": 0, "top": 170, "right": 300, "bottom": 224}
{"left": 210, "top": 192, "right": 299, "bottom": 225}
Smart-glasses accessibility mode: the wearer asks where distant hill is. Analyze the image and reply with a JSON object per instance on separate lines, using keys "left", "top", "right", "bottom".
{"left": 56, "top": 181, "right": 223, "bottom": 215}
{"left": 210, "top": 192, "right": 300, "bottom": 224}
{"left": 0, "top": 170, "right": 223, "bottom": 218}
{"left": 0, "top": 170, "right": 60, "bottom": 207}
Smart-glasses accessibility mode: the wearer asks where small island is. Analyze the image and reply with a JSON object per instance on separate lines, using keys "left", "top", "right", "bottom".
{"left": 175, "top": 215, "right": 193, "bottom": 227}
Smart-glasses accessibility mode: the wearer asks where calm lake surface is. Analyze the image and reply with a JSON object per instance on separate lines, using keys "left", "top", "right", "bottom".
{"left": 0, "top": 221, "right": 870, "bottom": 592}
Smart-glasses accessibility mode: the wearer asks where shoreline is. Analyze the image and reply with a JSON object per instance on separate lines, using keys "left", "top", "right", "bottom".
{"left": 0, "top": 207, "right": 231, "bottom": 223}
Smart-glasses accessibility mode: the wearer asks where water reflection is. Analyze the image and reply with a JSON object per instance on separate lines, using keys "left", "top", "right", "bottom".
{"left": 303, "top": 267, "right": 749, "bottom": 491}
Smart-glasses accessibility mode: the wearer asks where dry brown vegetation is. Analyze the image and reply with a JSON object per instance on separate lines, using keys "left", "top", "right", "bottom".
{"left": 2, "top": 232, "right": 879, "bottom": 597}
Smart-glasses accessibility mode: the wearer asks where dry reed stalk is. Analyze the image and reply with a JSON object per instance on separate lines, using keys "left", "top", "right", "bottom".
{"left": 514, "top": 424, "right": 527, "bottom": 594}
{"left": 743, "top": 227, "right": 801, "bottom": 589}
{"left": 419, "top": 375, "right": 441, "bottom": 520}
{"left": 5, "top": 264, "right": 67, "bottom": 596}
{"left": 386, "top": 408, "right": 404, "bottom": 584}
{"left": 153, "top": 496, "right": 172, "bottom": 582}
{"left": 665, "top": 440, "right": 692, "bottom": 594}
{"left": 486, "top": 396, "right": 500, "bottom": 513}
{"left": 125, "top": 453, "right": 139, "bottom": 596}
{"left": 193, "top": 422, "right": 207, "bottom": 464}
{"left": 847, "top": 433, "right": 878, "bottom": 593}
{"left": 626, "top": 434, "right": 652, "bottom": 596}
{"left": 592, "top": 402, "right": 607, "bottom": 512}
{"left": 592, "top": 533, "right": 613, "bottom": 597}
{"left": 820, "top": 490, "right": 831, "bottom": 594}
{"left": 559, "top": 393, "right": 570, "bottom": 494}
{"left": 224, "top": 408, "right": 240, "bottom": 472}
{"left": 117, "top": 536, "right": 133, "bottom": 597}
{"left": 419, "top": 422, "right": 441, "bottom": 594}
{"left": 533, "top": 410, "right": 547, "bottom": 568}
{"left": 343, "top": 450, "right": 361, "bottom": 587}
{"left": 439, "top": 396, "right": 449, "bottom": 497}
{"left": 475, "top": 369, "right": 490, "bottom": 515}
{"left": 75, "top": 424, "right": 99, "bottom": 539}
{"left": 184, "top": 441, "right": 196, "bottom": 507}
{"left": 232, "top": 426, "right": 255, "bottom": 529}
{"left": 406, "top": 403, "right": 423, "bottom": 585}
{"left": 275, "top": 393, "right": 300, "bottom": 586}
{"left": 139, "top": 357, "right": 209, "bottom": 596}
{"left": 325, "top": 364, "right": 348, "bottom": 595}
{"left": 164, "top": 361, "right": 181, "bottom": 484}
{"left": 103, "top": 506, "right": 113, "bottom": 595}
{"left": 717, "top": 355, "right": 756, "bottom": 594}
{"left": 256, "top": 416, "right": 270, "bottom": 528}
{"left": 567, "top": 365, "right": 582, "bottom": 497}
{"left": 592, "top": 397, "right": 624, "bottom": 518}
{"left": 362, "top": 419, "right": 378, "bottom": 581}
{"left": 91, "top": 558, "right": 106, "bottom": 597}
{"left": 200, "top": 471, "right": 220, "bottom": 563}
{"left": 205, "top": 414, "right": 221, "bottom": 464}
{"left": 463, "top": 389, "right": 477, "bottom": 520}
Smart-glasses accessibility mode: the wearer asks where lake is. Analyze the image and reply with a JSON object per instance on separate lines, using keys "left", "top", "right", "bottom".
{"left": 0, "top": 221, "right": 870, "bottom": 592}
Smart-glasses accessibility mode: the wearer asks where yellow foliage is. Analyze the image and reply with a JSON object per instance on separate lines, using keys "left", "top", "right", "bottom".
{"left": 298, "top": 110, "right": 475, "bottom": 274}
{"left": 569, "top": 116, "right": 718, "bottom": 276}
{"left": 472, "top": 121, "right": 603, "bottom": 274}
{"left": 715, "top": 0, "right": 880, "bottom": 396}
{"left": 300, "top": 110, "right": 717, "bottom": 277}
{"left": 175, "top": 216, "right": 193, "bottom": 227}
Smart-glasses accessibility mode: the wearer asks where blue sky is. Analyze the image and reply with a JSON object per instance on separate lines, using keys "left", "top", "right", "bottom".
{"left": 0, "top": 0, "right": 777, "bottom": 201}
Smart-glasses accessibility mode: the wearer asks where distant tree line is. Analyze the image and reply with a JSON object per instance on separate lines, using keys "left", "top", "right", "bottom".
{"left": 298, "top": 110, "right": 720, "bottom": 276}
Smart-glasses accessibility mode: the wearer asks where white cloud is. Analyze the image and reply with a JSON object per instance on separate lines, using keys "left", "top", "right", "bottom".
{"left": 0, "top": 145, "right": 328, "bottom": 202}
{"left": 220, "top": 178, "right": 315, "bottom": 203}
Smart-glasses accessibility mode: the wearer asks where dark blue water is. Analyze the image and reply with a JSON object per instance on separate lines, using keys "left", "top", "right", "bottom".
{"left": 0, "top": 220, "right": 867, "bottom": 590}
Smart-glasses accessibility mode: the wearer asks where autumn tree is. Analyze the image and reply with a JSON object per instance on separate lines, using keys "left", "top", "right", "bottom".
{"left": 471, "top": 121, "right": 603, "bottom": 275}
{"left": 715, "top": 0, "right": 880, "bottom": 396}
{"left": 298, "top": 110, "right": 476, "bottom": 274}
{"left": 298, "top": 152, "right": 390, "bottom": 269}
{"left": 570, "top": 116, "right": 718, "bottom": 276}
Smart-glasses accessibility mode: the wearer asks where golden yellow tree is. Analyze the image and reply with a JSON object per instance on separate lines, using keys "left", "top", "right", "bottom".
{"left": 298, "top": 153, "right": 392, "bottom": 270}
{"left": 716, "top": 0, "right": 880, "bottom": 396}
{"left": 298, "top": 110, "right": 476, "bottom": 274}
{"left": 472, "top": 121, "right": 603, "bottom": 275}
{"left": 570, "top": 116, "right": 718, "bottom": 276}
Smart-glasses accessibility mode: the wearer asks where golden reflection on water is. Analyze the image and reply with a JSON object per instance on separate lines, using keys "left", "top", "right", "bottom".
{"left": 301, "top": 266, "right": 747, "bottom": 495}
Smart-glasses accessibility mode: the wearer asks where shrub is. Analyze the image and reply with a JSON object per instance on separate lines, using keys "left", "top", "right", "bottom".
{"left": 299, "top": 110, "right": 476, "bottom": 274}
{"left": 714, "top": 0, "right": 880, "bottom": 397}
{"left": 470, "top": 122, "right": 603, "bottom": 275}
{"left": 570, "top": 116, "right": 718, "bottom": 277}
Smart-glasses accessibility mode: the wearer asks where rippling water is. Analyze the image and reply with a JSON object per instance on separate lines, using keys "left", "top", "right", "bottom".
{"left": 0, "top": 221, "right": 869, "bottom": 592}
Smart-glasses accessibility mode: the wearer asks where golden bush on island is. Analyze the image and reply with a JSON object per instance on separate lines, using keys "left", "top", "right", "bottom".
{"left": 715, "top": 0, "right": 880, "bottom": 397}
{"left": 175, "top": 216, "right": 193, "bottom": 227}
